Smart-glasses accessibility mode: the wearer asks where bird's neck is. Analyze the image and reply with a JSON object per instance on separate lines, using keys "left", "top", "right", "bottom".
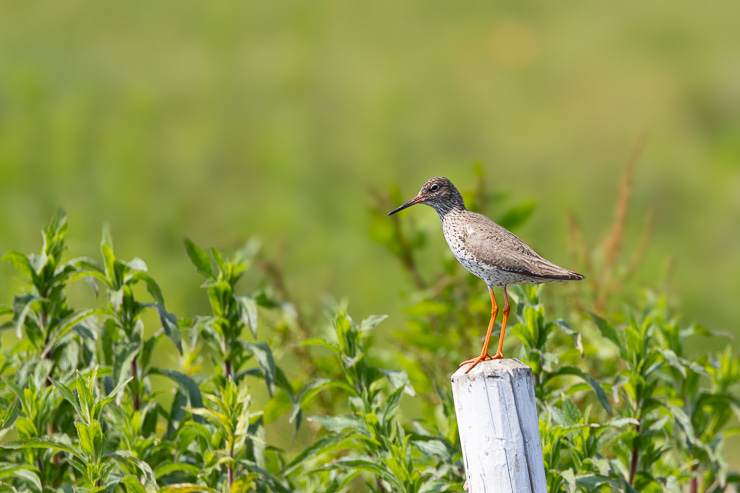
{"left": 434, "top": 202, "right": 467, "bottom": 221}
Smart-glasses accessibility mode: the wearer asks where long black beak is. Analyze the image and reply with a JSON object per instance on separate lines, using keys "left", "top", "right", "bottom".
{"left": 387, "top": 195, "right": 424, "bottom": 216}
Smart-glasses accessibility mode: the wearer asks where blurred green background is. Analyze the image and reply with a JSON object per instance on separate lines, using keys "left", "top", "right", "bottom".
{"left": 1, "top": 0, "right": 738, "bottom": 370}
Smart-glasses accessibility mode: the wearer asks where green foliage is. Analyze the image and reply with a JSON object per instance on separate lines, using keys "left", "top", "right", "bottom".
{"left": 290, "top": 307, "right": 461, "bottom": 492}
{"left": 182, "top": 239, "right": 277, "bottom": 392}
{"left": 0, "top": 203, "right": 737, "bottom": 492}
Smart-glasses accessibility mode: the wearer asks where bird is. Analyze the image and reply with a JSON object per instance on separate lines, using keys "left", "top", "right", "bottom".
{"left": 388, "top": 176, "right": 583, "bottom": 373}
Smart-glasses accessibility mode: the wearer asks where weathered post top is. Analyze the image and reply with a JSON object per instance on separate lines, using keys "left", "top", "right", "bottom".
{"left": 451, "top": 359, "right": 547, "bottom": 493}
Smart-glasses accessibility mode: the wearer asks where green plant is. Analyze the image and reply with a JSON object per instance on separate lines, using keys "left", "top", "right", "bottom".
{"left": 76, "top": 224, "right": 181, "bottom": 411}
{"left": 287, "top": 306, "right": 462, "bottom": 492}
{"left": 0, "top": 200, "right": 737, "bottom": 492}
{"left": 183, "top": 239, "right": 278, "bottom": 392}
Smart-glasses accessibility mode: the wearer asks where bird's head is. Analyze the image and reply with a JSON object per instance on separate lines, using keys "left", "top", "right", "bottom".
{"left": 387, "top": 177, "right": 465, "bottom": 216}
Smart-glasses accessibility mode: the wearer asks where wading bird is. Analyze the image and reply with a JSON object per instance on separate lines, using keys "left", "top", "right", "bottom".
{"left": 388, "top": 177, "right": 583, "bottom": 373}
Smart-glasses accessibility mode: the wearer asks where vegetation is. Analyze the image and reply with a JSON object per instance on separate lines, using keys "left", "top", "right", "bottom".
{"left": 1, "top": 3, "right": 738, "bottom": 491}
{"left": 1, "top": 183, "right": 738, "bottom": 491}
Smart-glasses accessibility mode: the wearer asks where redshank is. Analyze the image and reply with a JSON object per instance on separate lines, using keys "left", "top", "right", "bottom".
{"left": 388, "top": 177, "right": 583, "bottom": 373}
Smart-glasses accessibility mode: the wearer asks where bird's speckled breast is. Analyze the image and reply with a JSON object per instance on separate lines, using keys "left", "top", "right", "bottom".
{"left": 441, "top": 213, "right": 541, "bottom": 287}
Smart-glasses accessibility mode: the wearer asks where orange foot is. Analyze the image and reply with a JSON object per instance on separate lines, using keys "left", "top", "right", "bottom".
{"left": 459, "top": 352, "right": 504, "bottom": 373}
{"left": 458, "top": 354, "right": 493, "bottom": 367}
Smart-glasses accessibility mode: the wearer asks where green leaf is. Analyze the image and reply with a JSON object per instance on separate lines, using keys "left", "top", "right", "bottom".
{"left": 184, "top": 239, "right": 214, "bottom": 278}
{"left": 0, "top": 399, "right": 19, "bottom": 431}
{"left": 150, "top": 304, "right": 182, "bottom": 354}
{"left": 166, "top": 389, "right": 189, "bottom": 436}
{"left": 497, "top": 200, "right": 536, "bottom": 231}
{"left": 158, "top": 485, "right": 220, "bottom": 493}
{"left": 330, "top": 457, "right": 403, "bottom": 490}
{"left": 291, "top": 378, "right": 356, "bottom": 430}
{"left": 101, "top": 244, "right": 117, "bottom": 286}
{"left": 381, "top": 369, "right": 416, "bottom": 397}
{"left": 547, "top": 366, "right": 612, "bottom": 415}
{"left": 50, "top": 377, "right": 84, "bottom": 418}
{"left": 206, "top": 281, "right": 230, "bottom": 318}
{"left": 589, "top": 312, "right": 625, "bottom": 358}
{"left": 71, "top": 258, "right": 109, "bottom": 290}
{"left": 5, "top": 467, "right": 42, "bottom": 491}
{"left": 14, "top": 417, "right": 38, "bottom": 437}
{"left": 550, "top": 319, "right": 583, "bottom": 357}
{"left": 659, "top": 349, "right": 687, "bottom": 378}
{"left": 624, "top": 325, "right": 642, "bottom": 360}
{"left": 11, "top": 293, "right": 43, "bottom": 339}
{"left": 284, "top": 432, "right": 372, "bottom": 474}
{"left": 0, "top": 437, "right": 80, "bottom": 457}
{"left": 116, "top": 476, "right": 148, "bottom": 493}
{"left": 236, "top": 295, "right": 258, "bottom": 339}
{"left": 154, "top": 462, "right": 200, "bottom": 479}
{"left": 0, "top": 463, "right": 38, "bottom": 479}
{"left": 133, "top": 272, "right": 165, "bottom": 305}
{"left": 74, "top": 372, "right": 97, "bottom": 423}
{"left": 150, "top": 369, "right": 204, "bottom": 409}
{"left": 606, "top": 417, "right": 640, "bottom": 428}
{"left": 575, "top": 475, "right": 621, "bottom": 490}
{"left": 126, "top": 257, "right": 148, "bottom": 272}
{"left": 508, "top": 322, "right": 536, "bottom": 349}
{"left": 43, "top": 307, "right": 107, "bottom": 357}
{"left": 358, "top": 314, "right": 388, "bottom": 332}
{"left": 667, "top": 403, "right": 697, "bottom": 452}
{"left": 210, "top": 247, "right": 226, "bottom": 274}
{"left": 682, "top": 322, "right": 733, "bottom": 339}
{"left": 1, "top": 251, "right": 35, "bottom": 281}
{"left": 298, "top": 379, "right": 358, "bottom": 408}
{"left": 300, "top": 338, "right": 340, "bottom": 353}
{"left": 113, "top": 343, "right": 141, "bottom": 386}
{"left": 108, "top": 450, "right": 157, "bottom": 487}
{"left": 561, "top": 397, "right": 582, "bottom": 425}
{"left": 245, "top": 342, "right": 277, "bottom": 396}
{"left": 380, "top": 385, "right": 405, "bottom": 424}
{"left": 411, "top": 436, "right": 448, "bottom": 459}
{"left": 561, "top": 468, "right": 577, "bottom": 493}
{"left": 186, "top": 407, "right": 229, "bottom": 432}
{"left": 311, "top": 414, "right": 367, "bottom": 434}
{"left": 139, "top": 330, "right": 165, "bottom": 372}
{"left": 103, "top": 376, "right": 132, "bottom": 406}
{"left": 44, "top": 208, "right": 68, "bottom": 244}
{"left": 74, "top": 422, "right": 94, "bottom": 457}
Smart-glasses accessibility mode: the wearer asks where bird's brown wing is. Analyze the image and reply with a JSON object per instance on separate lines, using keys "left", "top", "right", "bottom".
{"left": 462, "top": 212, "right": 582, "bottom": 280}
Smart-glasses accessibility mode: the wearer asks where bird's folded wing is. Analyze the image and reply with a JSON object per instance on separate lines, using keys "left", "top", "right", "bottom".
{"left": 463, "top": 221, "right": 577, "bottom": 280}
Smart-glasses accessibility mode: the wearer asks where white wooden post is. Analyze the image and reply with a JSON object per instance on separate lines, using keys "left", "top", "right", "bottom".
{"left": 451, "top": 359, "right": 548, "bottom": 493}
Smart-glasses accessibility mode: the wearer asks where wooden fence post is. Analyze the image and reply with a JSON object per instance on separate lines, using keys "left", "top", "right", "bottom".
{"left": 451, "top": 359, "right": 548, "bottom": 493}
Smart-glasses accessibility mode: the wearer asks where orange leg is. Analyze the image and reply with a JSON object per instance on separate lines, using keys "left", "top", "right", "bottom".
{"left": 492, "top": 286, "right": 510, "bottom": 360}
{"left": 459, "top": 288, "right": 498, "bottom": 372}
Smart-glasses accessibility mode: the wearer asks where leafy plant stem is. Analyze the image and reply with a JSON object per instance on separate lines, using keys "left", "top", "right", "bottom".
{"left": 628, "top": 419, "right": 641, "bottom": 485}
{"left": 37, "top": 458, "right": 44, "bottom": 487}
{"left": 690, "top": 462, "right": 698, "bottom": 493}
{"left": 228, "top": 445, "right": 234, "bottom": 488}
{"left": 131, "top": 358, "right": 140, "bottom": 411}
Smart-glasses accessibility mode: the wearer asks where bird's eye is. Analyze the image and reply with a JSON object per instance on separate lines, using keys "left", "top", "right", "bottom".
{"left": 430, "top": 184, "right": 440, "bottom": 192}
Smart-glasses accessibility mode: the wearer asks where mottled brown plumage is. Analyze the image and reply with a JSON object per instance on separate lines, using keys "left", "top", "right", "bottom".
{"left": 388, "top": 176, "right": 583, "bottom": 373}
